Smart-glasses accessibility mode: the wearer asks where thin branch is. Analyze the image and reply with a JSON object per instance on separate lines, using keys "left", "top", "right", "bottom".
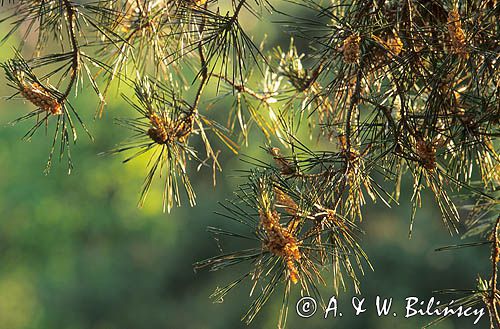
{"left": 211, "top": 73, "right": 273, "bottom": 102}
{"left": 192, "top": 2, "right": 209, "bottom": 111}
{"left": 61, "top": 0, "right": 80, "bottom": 101}
{"left": 490, "top": 215, "right": 500, "bottom": 328}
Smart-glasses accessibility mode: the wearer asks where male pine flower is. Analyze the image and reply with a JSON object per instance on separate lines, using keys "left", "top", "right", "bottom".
{"left": 343, "top": 34, "right": 361, "bottom": 64}
{"left": 20, "top": 81, "right": 62, "bottom": 115}
{"left": 447, "top": 9, "right": 467, "bottom": 56}
{"left": 259, "top": 207, "right": 301, "bottom": 284}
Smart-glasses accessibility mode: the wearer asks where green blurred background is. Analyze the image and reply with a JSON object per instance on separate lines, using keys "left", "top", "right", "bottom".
{"left": 0, "top": 4, "right": 490, "bottom": 329}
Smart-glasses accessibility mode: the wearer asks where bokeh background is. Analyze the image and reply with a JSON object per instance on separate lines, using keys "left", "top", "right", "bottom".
{"left": 0, "top": 3, "right": 490, "bottom": 329}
